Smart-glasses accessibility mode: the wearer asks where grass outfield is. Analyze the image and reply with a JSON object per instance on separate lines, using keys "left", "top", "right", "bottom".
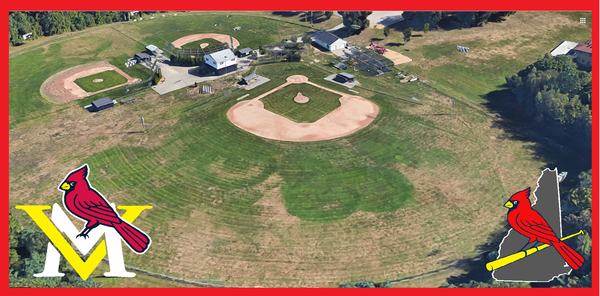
{"left": 181, "top": 38, "right": 222, "bottom": 49}
{"left": 261, "top": 83, "right": 342, "bottom": 123}
{"left": 111, "top": 12, "right": 314, "bottom": 52}
{"left": 8, "top": 27, "right": 153, "bottom": 128}
{"left": 73, "top": 70, "right": 129, "bottom": 93}
{"left": 10, "top": 60, "right": 558, "bottom": 287}
{"left": 9, "top": 12, "right": 592, "bottom": 287}
{"left": 346, "top": 11, "right": 592, "bottom": 105}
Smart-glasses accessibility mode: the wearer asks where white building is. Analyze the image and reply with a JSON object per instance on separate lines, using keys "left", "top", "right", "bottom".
{"left": 550, "top": 41, "right": 579, "bottom": 56}
{"left": 204, "top": 49, "right": 238, "bottom": 75}
{"left": 313, "top": 31, "right": 347, "bottom": 51}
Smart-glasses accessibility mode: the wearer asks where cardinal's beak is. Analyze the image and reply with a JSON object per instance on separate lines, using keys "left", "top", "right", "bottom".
{"left": 61, "top": 182, "right": 71, "bottom": 191}
{"left": 504, "top": 201, "right": 513, "bottom": 209}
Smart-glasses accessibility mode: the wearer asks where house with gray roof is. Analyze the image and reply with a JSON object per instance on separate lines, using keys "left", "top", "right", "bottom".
{"left": 313, "top": 31, "right": 347, "bottom": 51}
{"left": 204, "top": 48, "right": 238, "bottom": 75}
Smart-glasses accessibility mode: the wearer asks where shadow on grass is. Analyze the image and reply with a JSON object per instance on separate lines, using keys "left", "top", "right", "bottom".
{"left": 385, "top": 42, "right": 403, "bottom": 47}
{"left": 444, "top": 220, "right": 511, "bottom": 285}
{"left": 443, "top": 87, "right": 591, "bottom": 286}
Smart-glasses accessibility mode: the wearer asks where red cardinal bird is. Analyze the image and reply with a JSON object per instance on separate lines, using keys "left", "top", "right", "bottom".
{"left": 505, "top": 188, "right": 583, "bottom": 270}
{"left": 59, "top": 164, "right": 151, "bottom": 254}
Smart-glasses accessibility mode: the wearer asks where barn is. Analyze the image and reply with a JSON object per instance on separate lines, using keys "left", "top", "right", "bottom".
{"left": 92, "top": 97, "right": 114, "bottom": 111}
{"left": 572, "top": 40, "right": 592, "bottom": 68}
{"left": 204, "top": 48, "right": 238, "bottom": 75}
{"left": 236, "top": 48, "right": 253, "bottom": 57}
{"left": 313, "top": 31, "right": 347, "bottom": 51}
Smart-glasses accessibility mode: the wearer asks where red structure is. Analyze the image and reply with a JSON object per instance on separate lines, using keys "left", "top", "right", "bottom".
{"left": 369, "top": 41, "right": 387, "bottom": 55}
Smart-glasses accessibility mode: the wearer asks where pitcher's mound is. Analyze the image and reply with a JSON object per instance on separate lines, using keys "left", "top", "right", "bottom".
{"left": 294, "top": 92, "right": 309, "bottom": 103}
{"left": 93, "top": 79, "right": 104, "bottom": 83}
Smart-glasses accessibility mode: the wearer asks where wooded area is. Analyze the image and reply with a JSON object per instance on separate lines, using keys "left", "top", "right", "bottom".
{"left": 506, "top": 53, "right": 592, "bottom": 156}
{"left": 9, "top": 211, "right": 103, "bottom": 287}
{"left": 402, "top": 11, "right": 516, "bottom": 30}
{"left": 8, "top": 11, "right": 163, "bottom": 46}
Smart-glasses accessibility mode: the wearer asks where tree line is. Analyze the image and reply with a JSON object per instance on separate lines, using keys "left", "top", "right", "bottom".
{"left": 505, "top": 53, "right": 592, "bottom": 156}
{"left": 402, "top": 11, "right": 516, "bottom": 30}
{"left": 9, "top": 211, "right": 103, "bottom": 287}
{"left": 8, "top": 11, "right": 166, "bottom": 46}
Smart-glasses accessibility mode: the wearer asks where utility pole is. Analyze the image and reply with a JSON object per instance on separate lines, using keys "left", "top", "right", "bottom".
{"left": 141, "top": 116, "right": 146, "bottom": 133}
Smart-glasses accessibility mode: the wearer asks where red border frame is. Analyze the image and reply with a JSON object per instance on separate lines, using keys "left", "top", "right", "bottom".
{"left": 5, "top": 1, "right": 599, "bottom": 295}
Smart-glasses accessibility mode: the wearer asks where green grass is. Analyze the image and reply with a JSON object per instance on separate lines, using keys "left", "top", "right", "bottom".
{"left": 261, "top": 83, "right": 342, "bottom": 123}
{"left": 181, "top": 38, "right": 222, "bottom": 49}
{"left": 117, "top": 12, "right": 314, "bottom": 52}
{"left": 10, "top": 12, "right": 590, "bottom": 287}
{"left": 73, "top": 70, "right": 128, "bottom": 92}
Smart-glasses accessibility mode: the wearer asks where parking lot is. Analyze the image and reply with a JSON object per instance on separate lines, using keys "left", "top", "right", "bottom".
{"left": 152, "top": 55, "right": 253, "bottom": 95}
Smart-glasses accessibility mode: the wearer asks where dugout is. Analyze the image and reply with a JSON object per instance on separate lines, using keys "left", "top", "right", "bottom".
{"left": 336, "top": 72, "right": 355, "bottom": 83}
{"left": 242, "top": 74, "right": 258, "bottom": 84}
{"left": 92, "top": 97, "right": 114, "bottom": 111}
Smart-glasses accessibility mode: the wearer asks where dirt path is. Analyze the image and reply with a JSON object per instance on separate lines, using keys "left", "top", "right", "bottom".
{"left": 227, "top": 75, "right": 379, "bottom": 142}
{"left": 40, "top": 61, "right": 140, "bottom": 104}
{"left": 171, "top": 34, "right": 240, "bottom": 49}
{"left": 384, "top": 49, "right": 413, "bottom": 65}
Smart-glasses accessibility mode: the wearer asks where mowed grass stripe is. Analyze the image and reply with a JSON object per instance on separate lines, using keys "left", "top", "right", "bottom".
{"left": 261, "top": 83, "right": 342, "bottom": 123}
{"left": 73, "top": 70, "right": 129, "bottom": 92}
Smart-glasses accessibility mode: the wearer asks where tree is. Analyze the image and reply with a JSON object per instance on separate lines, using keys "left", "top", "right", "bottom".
{"left": 383, "top": 27, "right": 390, "bottom": 38}
{"left": 325, "top": 11, "right": 333, "bottom": 19}
{"left": 402, "top": 27, "right": 413, "bottom": 43}
{"left": 339, "top": 280, "right": 393, "bottom": 287}
{"left": 301, "top": 33, "right": 312, "bottom": 44}
{"left": 9, "top": 211, "right": 22, "bottom": 269}
{"left": 338, "top": 11, "right": 372, "bottom": 35}
{"left": 424, "top": 23, "right": 430, "bottom": 34}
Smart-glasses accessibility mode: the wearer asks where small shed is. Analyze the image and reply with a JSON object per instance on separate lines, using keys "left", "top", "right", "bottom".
{"left": 146, "top": 44, "right": 160, "bottom": 55}
{"left": 243, "top": 74, "right": 258, "bottom": 84}
{"left": 134, "top": 53, "right": 150, "bottom": 62}
{"left": 236, "top": 48, "right": 253, "bottom": 57}
{"left": 336, "top": 72, "right": 355, "bottom": 83}
{"left": 92, "top": 97, "right": 114, "bottom": 111}
{"left": 332, "top": 62, "right": 347, "bottom": 70}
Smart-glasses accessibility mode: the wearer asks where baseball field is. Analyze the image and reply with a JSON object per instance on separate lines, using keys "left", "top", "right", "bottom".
{"left": 9, "top": 11, "right": 590, "bottom": 287}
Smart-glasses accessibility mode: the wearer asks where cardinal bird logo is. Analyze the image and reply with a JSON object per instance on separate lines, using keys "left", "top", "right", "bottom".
{"left": 58, "top": 164, "right": 151, "bottom": 254}
{"left": 504, "top": 188, "right": 584, "bottom": 270}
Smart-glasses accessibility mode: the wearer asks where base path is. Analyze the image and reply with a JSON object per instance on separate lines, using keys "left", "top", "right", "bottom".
{"left": 172, "top": 34, "right": 240, "bottom": 49}
{"left": 227, "top": 75, "right": 379, "bottom": 142}
{"left": 40, "top": 61, "right": 140, "bottom": 104}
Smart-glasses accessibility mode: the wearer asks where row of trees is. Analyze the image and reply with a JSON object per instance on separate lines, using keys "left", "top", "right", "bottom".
{"left": 402, "top": 11, "right": 516, "bottom": 30}
{"left": 169, "top": 54, "right": 205, "bottom": 66}
{"left": 8, "top": 11, "right": 168, "bottom": 46}
{"left": 9, "top": 211, "right": 102, "bottom": 287}
{"left": 9, "top": 11, "right": 132, "bottom": 46}
{"left": 505, "top": 53, "right": 592, "bottom": 155}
